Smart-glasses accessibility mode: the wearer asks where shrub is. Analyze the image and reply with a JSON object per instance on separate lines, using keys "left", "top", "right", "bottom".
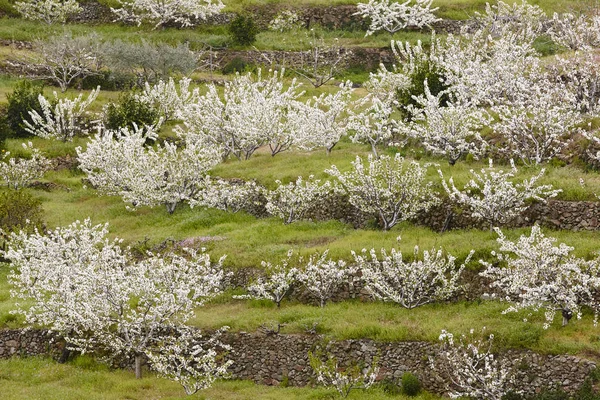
{"left": 104, "top": 92, "right": 160, "bottom": 130}
{"left": 401, "top": 372, "right": 421, "bottom": 396}
{"left": 229, "top": 15, "right": 259, "bottom": 46}
{"left": 0, "top": 190, "right": 44, "bottom": 237}
{"left": 222, "top": 57, "right": 254, "bottom": 75}
{"left": 80, "top": 71, "right": 136, "bottom": 91}
{"left": 4, "top": 80, "right": 45, "bottom": 138}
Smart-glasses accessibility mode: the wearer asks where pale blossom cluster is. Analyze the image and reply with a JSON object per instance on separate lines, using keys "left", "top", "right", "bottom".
{"left": 264, "top": 176, "right": 332, "bottom": 224}
{"left": 440, "top": 160, "right": 561, "bottom": 229}
{"left": 111, "top": 0, "right": 225, "bottom": 29}
{"left": 309, "top": 351, "right": 379, "bottom": 398}
{"left": 76, "top": 124, "right": 221, "bottom": 213}
{"left": 0, "top": 143, "right": 50, "bottom": 190}
{"left": 234, "top": 250, "right": 299, "bottom": 308}
{"left": 268, "top": 10, "right": 302, "bottom": 32}
{"left": 23, "top": 87, "right": 100, "bottom": 142}
{"left": 480, "top": 226, "right": 600, "bottom": 329}
{"left": 4, "top": 219, "right": 228, "bottom": 381}
{"left": 136, "top": 77, "right": 199, "bottom": 121}
{"left": 355, "top": 0, "right": 440, "bottom": 36}
{"left": 353, "top": 246, "right": 470, "bottom": 309}
{"left": 434, "top": 328, "right": 519, "bottom": 400}
{"left": 297, "top": 251, "right": 352, "bottom": 308}
{"left": 15, "top": 0, "right": 81, "bottom": 24}
{"left": 191, "top": 177, "right": 261, "bottom": 214}
{"left": 549, "top": 12, "right": 600, "bottom": 50}
{"left": 327, "top": 154, "right": 438, "bottom": 230}
{"left": 348, "top": 95, "right": 397, "bottom": 158}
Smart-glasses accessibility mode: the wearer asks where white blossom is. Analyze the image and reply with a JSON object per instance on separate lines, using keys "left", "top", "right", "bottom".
{"left": 76, "top": 124, "right": 221, "bottom": 213}
{"left": 326, "top": 154, "right": 438, "bottom": 230}
{"left": 353, "top": 246, "right": 470, "bottom": 308}
{"left": 355, "top": 0, "right": 440, "bottom": 36}
{"left": 297, "top": 251, "right": 351, "bottom": 307}
{"left": 23, "top": 87, "right": 100, "bottom": 142}
{"left": 4, "top": 219, "right": 228, "bottom": 380}
{"left": 440, "top": 160, "right": 561, "bottom": 230}
{"left": 348, "top": 95, "right": 398, "bottom": 158}
{"left": 434, "top": 328, "right": 519, "bottom": 400}
{"left": 0, "top": 143, "right": 50, "bottom": 190}
{"left": 15, "top": 0, "right": 81, "bottom": 24}
{"left": 268, "top": 10, "right": 302, "bottom": 32}
{"left": 549, "top": 12, "right": 600, "bottom": 51}
{"left": 309, "top": 351, "right": 379, "bottom": 398}
{"left": 234, "top": 250, "right": 299, "bottom": 308}
{"left": 264, "top": 175, "right": 332, "bottom": 224}
{"left": 136, "top": 77, "right": 199, "bottom": 121}
{"left": 112, "top": 0, "right": 225, "bottom": 29}
{"left": 480, "top": 226, "right": 600, "bottom": 328}
{"left": 191, "top": 177, "right": 262, "bottom": 214}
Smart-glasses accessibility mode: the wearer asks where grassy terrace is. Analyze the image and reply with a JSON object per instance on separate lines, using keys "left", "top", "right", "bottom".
{"left": 0, "top": 357, "right": 443, "bottom": 399}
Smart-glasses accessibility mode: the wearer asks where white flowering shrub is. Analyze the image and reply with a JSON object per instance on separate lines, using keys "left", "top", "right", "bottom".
{"left": 0, "top": 143, "right": 50, "bottom": 190}
{"left": 4, "top": 219, "right": 227, "bottom": 380}
{"left": 291, "top": 81, "right": 354, "bottom": 154}
{"left": 76, "top": 124, "right": 221, "bottom": 213}
{"left": 178, "top": 69, "right": 303, "bottom": 160}
{"left": 136, "top": 77, "right": 199, "bottom": 121}
{"left": 297, "top": 251, "right": 351, "bottom": 307}
{"left": 353, "top": 246, "right": 470, "bottom": 308}
{"left": 309, "top": 350, "right": 379, "bottom": 398}
{"left": 234, "top": 250, "right": 299, "bottom": 308}
{"left": 15, "top": 0, "right": 81, "bottom": 24}
{"left": 23, "top": 87, "right": 100, "bottom": 142}
{"left": 147, "top": 327, "right": 232, "bottom": 395}
{"left": 471, "top": 0, "right": 545, "bottom": 42}
{"left": 268, "top": 10, "right": 302, "bottom": 32}
{"left": 440, "top": 160, "right": 561, "bottom": 230}
{"left": 550, "top": 51, "right": 600, "bottom": 115}
{"left": 492, "top": 82, "right": 584, "bottom": 165}
{"left": 327, "top": 154, "right": 438, "bottom": 230}
{"left": 355, "top": 0, "right": 440, "bottom": 36}
{"left": 112, "top": 0, "right": 225, "bottom": 29}
{"left": 480, "top": 226, "right": 600, "bottom": 329}
{"left": 401, "top": 84, "right": 490, "bottom": 165}
{"left": 550, "top": 12, "right": 600, "bottom": 51}
{"left": 191, "top": 178, "right": 262, "bottom": 214}
{"left": 348, "top": 95, "right": 397, "bottom": 158}
{"left": 294, "top": 32, "right": 351, "bottom": 88}
{"left": 264, "top": 176, "right": 332, "bottom": 224}
{"left": 434, "top": 328, "right": 518, "bottom": 400}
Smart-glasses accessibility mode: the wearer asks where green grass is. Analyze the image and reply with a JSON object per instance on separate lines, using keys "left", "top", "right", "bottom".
{"left": 0, "top": 356, "right": 442, "bottom": 399}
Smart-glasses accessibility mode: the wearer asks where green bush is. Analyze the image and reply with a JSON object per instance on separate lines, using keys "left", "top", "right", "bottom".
{"left": 396, "top": 61, "right": 449, "bottom": 119}
{"left": 229, "top": 15, "right": 259, "bottom": 47}
{"left": 222, "top": 57, "right": 254, "bottom": 75}
{"left": 104, "top": 92, "right": 159, "bottom": 131}
{"left": 3, "top": 80, "right": 45, "bottom": 139}
{"left": 0, "top": 190, "right": 44, "bottom": 236}
{"left": 80, "top": 71, "right": 136, "bottom": 91}
{"left": 401, "top": 372, "right": 421, "bottom": 396}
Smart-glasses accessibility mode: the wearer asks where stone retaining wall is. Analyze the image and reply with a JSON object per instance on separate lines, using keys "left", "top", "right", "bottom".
{"left": 0, "top": 328, "right": 595, "bottom": 397}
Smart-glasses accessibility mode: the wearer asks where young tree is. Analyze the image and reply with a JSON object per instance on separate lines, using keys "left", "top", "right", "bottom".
{"left": 309, "top": 350, "right": 379, "bottom": 398}
{"left": 348, "top": 95, "right": 398, "bottom": 158}
{"left": 440, "top": 160, "right": 561, "bottom": 230}
{"left": 178, "top": 69, "right": 304, "bottom": 160}
{"left": 355, "top": 0, "right": 440, "bottom": 36}
{"left": 268, "top": 10, "right": 302, "bottom": 32}
{"left": 15, "top": 0, "right": 81, "bottom": 25}
{"left": 0, "top": 142, "right": 50, "bottom": 190}
{"left": 31, "top": 33, "right": 103, "bottom": 92}
{"left": 111, "top": 0, "right": 225, "bottom": 29}
{"left": 135, "top": 77, "right": 199, "bottom": 121}
{"left": 434, "top": 328, "right": 519, "bottom": 400}
{"left": 77, "top": 124, "right": 221, "bottom": 213}
{"left": 401, "top": 84, "right": 490, "bottom": 165}
{"left": 23, "top": 87, "right": 100, "bottom": 142}
{"left": 4, "top": 219, "right": 228, "bottom": 380}
{"left": 294, "top": 32, "right": 351, "bottom": 88}
{"left": 191, "top": 178, "right": 262, "bottom": 214}
{"left": 326, "top": 154, "right": 438, "bottom": 230}
{"left": 297, "top": 250, "right": 351, "bottom": 307}
{"left": 234, "top": 250, "right": 299, "bottom": 308}
{"left": 353, "top": 246, "right": 470, "bottom": 308}
{"left": 480, "top": 226, "right": 600, "bottom": 329}
{"left": 492, "top": 82, "right": 584, "bottom": 165}
{"left": 549, "top": 12, "right": 600, "bottom": 51}
{"left": 264, "top": 176, "right": 332, "bottom": 224}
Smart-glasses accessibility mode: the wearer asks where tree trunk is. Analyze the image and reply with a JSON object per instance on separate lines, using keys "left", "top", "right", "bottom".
{"left": 135, "top": 354, "right": 143, "bottom": 379}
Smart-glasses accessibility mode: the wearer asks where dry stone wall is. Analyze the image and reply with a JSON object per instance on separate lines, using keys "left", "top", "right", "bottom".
{"left": 1, "top": 328, "right": 595, "bottom": 397}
